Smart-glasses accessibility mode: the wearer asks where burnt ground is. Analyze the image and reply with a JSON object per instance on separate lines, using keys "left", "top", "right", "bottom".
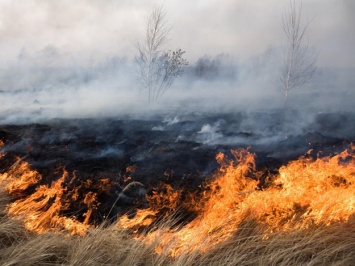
{"left": 0, "top": 109, "right": 354, "bottom": 224}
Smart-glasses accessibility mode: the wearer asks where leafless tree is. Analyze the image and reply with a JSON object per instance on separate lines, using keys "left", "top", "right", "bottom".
{"left": 136, "top": 5, "right": 188, "bottom": 103}
{"left": 279, "top": 0, "right": 317, "bottom": 106}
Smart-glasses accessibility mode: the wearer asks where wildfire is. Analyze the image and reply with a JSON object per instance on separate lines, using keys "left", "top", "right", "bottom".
{"left": 0, "top": 158, "right": 41, "bottom": 194}
{"left": 0, "top": 159, "right": 112, "bottom": 235}
{"left": 0, "top": 140, "right": 4, "bottom": 159}
{"left": 117, "top": 146, "right": 355, "bottom": 257}
{"left": 0, "top": 141, "right": 354, "bottom": 257}
{"left": 0, "top": 163, "right": 88, "bottom": 235}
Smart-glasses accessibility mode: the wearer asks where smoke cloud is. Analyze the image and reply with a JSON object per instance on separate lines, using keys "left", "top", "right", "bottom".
{"left": 0, "top": 0, "right": 354, "bottom": 123}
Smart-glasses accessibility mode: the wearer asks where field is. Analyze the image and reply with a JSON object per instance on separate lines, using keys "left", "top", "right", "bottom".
{"left": 0, "top": 109, "right": 355, "bottom": 265}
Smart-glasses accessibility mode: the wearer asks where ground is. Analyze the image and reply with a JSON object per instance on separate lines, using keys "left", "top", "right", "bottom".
{"left": 0, "top": 109, "right": 354, "bottom": 224}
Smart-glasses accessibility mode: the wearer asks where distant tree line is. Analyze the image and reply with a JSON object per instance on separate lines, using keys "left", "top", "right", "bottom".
{"left": 187, "top": 54, "right": 237, "bottom": 81}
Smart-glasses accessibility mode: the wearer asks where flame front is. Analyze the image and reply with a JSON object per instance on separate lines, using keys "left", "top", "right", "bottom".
{"left": 1, "top": 142, "right": 355, "bottom": 257}
{"left": 0, "top": 163, "right": 92, "bottom": 235}
{"left": 118, "top": 147, "right": 355, "bottom": 256}
{"left": 0, "top": 156, "right": 116, "bottom": 236}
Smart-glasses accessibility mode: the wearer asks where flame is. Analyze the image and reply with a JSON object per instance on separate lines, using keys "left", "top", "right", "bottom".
{"left": 131, "top": 149, "right": 259, "bottom": 256}
{"left": 118, "top": 209, "right": 158, "bottom": 229}
{"left": 2, "top": 165, "right": 89, "bottom": 235}
{"left": 118, "top": 147, "right": 355, "bottom": 257}
{"left": 0, "top": 159, "right": 111, "bottom": 235}
{"left": 147, "top": 183, "right": 181, "bottom": 213}
{"left": 269, "top": 148, "right": 355, "bottom": 227}
{"left": 117, "top": 183, "right": 181, "bottom": 231}
{"left": 1, "top": 139, "right": 354, "bottom": 257}
{"left": 82, "top": 191, "right": 98, "bottom": 224}
{"left": 0, "top": 159, "right": 41, "bottom": 194}
{"left": 0, "top": 140, "right": 4, "bottom": 160}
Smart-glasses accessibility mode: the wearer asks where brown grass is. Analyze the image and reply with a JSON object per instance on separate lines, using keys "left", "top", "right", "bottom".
{"left": 0, "top": 191, "right": 354, "bottom": 266}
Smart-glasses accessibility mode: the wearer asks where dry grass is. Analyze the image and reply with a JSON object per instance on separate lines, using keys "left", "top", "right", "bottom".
{"left": 198, "top": 221, "right": 355, "bottom": 266}
{"left": 0, "top": 192, "right": 354, "bottom": 266}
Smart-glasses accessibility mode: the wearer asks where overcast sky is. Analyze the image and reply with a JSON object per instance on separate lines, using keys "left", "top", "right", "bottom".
{"left": 0, "top": 0, "right": 354, "bottom": 68}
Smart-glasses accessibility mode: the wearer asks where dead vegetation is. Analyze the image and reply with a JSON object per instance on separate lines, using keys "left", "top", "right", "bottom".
{"left": 0, "top": 190, "right": 354, "bottom": 266}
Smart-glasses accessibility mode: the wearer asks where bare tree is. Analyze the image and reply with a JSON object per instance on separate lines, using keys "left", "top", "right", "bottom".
{"left": 279, "top": 0, "right": 316, "bottom": 106}
{"left": 136, "top": 5, "right": 188, "bottom": 103}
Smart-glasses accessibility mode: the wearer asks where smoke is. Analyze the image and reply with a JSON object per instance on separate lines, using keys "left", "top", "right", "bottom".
{"left": 0, "top": 0, "right": 354, "bottom": 124}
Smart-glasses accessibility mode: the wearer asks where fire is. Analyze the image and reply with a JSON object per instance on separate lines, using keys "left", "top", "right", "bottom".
{"left": 117, "top": 149, "right": 259, "bottom": 256}
{"left": 1, "top": 139, "right": 354, "bottom": 257}
{"left": 147, "top": 183, "right": 181, "bottom": 213}
{"left": 118, "top": 146, "right": 355, "bottom": 257}
{"left": 0, "top": 140, "right": 4, "bottom": 159}
{"left": 273, "top": 148, "right": 355, "bottom": 226}
{"left": 117, "top": 183, "right": 181, "bottom": 231}
{"left": 118, "top": 209, "right": 158, "bottom": 229}
{"left": 0, "top": 158, "right": 41, "bottom": 194}
{"left": 1, "top": 164, "right": 90, "bottom": 235}
{"left": 0, "top": 159, "right": 111, "bottom": 235}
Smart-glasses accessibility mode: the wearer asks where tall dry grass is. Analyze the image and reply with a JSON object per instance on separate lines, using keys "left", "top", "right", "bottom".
{"left": 0, "top": 191, "right": 354, "bottom": 266}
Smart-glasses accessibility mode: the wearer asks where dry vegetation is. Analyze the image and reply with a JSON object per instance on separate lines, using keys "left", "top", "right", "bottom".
{"left": 0, "top": 190, "right": 354, "bottom": 266}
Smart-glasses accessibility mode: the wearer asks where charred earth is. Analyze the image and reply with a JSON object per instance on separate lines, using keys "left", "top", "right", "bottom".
{"left": 0, "top": 109, "right": 354, "bottom": 226}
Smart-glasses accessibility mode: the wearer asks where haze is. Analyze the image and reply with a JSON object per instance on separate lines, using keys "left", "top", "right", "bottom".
{"left": 0, "top": 0, "right": 354, "bottom": 123}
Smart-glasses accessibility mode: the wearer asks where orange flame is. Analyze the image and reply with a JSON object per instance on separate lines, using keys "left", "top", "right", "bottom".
{"left": 118, "top": 147, "right": 355, "bottom": 257}
{"left": 147, "top": 183, "right": 181, "bottom": 213}
{"left": 117, "top": 183, "right": 181, "bottom": 231}
{"left": 0, "top": 159, "right": 111, "bottom": 235}
{"left": 0, "top": 160, "right": 41, "bottom": 194}
{"left": 4, "top": 166, "right": 89, "bottom": 235}
{"left": 1, "top": 141, "right": 354, "bottom": 257}
{"left": 0, "top": 140, "right": 4, "bottom": 160}
{"left": 118, "top": 209, "right": 158, "bottom": 229}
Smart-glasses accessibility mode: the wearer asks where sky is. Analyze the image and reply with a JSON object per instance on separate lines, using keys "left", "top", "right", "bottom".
{"left": 0, "top": 0, "right": 354, "bottom": 122}
{"left": 0, "top": 0, "right": 354, "bottom": 68}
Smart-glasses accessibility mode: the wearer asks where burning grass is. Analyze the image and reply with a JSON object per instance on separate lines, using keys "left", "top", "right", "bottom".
{"left": 0, "top": 197, "right": 354, "bottom": 265}
{"left": 116, "top": 146, "right": 355, "bottom": 257}
{"left": 0, "top": 143, "right": 355, "bottom": 265}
